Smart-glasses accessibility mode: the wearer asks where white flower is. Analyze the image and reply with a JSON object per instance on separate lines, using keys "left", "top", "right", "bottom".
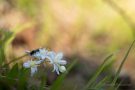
{"left": 47, "top": 52, "right": 67, "bottom": 75}
{"left": 23, "top": 60, "right": 43, "bottom": 76}
{"left": 24, "top": 48, "right": 67, "bottom": 75}
{"left": 27, "top": 48, "right": 48, "bottom": 60}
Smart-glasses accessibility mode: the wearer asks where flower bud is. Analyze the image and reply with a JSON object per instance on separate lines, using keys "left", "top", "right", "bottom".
{"left": 59, "top": 66, "right": 66, "bottom": 73}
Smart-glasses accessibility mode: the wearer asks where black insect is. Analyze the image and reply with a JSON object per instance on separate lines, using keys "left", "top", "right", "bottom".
{"left": 29, "top": 48, "right": 40, "bottom": 56}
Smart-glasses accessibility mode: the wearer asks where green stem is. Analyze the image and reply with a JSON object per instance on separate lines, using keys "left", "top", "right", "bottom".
{"left": 3, "top": 53, "right": 28, "bottom": 67}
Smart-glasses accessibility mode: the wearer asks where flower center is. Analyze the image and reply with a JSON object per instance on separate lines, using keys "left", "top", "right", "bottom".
{"left": 30, "top": 61, "right": 36, "bottom": 67}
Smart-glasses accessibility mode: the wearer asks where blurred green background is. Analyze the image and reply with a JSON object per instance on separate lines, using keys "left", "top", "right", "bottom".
{"left": 0, "top": 0, "right": 135, "bottom": 90}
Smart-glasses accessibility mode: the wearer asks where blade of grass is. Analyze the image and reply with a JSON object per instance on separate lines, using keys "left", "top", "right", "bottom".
{"left": 0, "top": 30, "right": 13, "bottom": 65}
{"left": 90, "top": 58, "right": 115, "bottom": 88}
{"left": 50, "top": 60, "right": 77, "bottom": 90}
{"left": 83, "top": 53, "right": 114, "bottom": 90}
{"left": 112, "top": 40, "right": 135, "bottom": 86}
{"left": 0, "top": 45, "right": 5, "bottom": 65}
{"left": 114, "top": 81, "right": 123, "bottom": 90}
{"left": 5, "top": 22, "right": 33, "bottom": 49}
{"left": 94, "top": 76, "right": 109, "bottom": 89}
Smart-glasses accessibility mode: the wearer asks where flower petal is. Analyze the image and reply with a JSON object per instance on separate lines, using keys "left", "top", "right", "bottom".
{"left": 53, "top": 64, "right": 60, "bottom": 75}
{"left": 58, "top": 60, "right": 67, "bottom": 65}
{"left": 23, "top": 61, "right": 31, "bottom": 68}
{"left": 55, "top": 66, "right": 60, "bottom": 75}
{"left": 31, "top": 67, "right": 37, "bottom": 76}
{"left": 40, "top": 55, "right": 46, "bottom": 60}
{"left": 48, "top": 51, "right": 56, "bottom": 59}
{"left": 33, "top": 52, "right": 40, "bottom": 58}
{"left": 55, "top": 52, "right": 63, "bottom": 61}
{"left": 35, "top": 60, "right": 44, "bottom": 64}
{"left": 52, "top": 64, "right": 57, "bottom": 72}
{"left": 46, "top": 51, "right": 56, "bottom": 63}
{"left": 39, "top": 49, "right": 48, "bottom": 59}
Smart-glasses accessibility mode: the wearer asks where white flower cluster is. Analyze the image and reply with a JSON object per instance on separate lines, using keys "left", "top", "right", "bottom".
{"left": 23, "top": 48, "right": 67, "bottom": 76}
